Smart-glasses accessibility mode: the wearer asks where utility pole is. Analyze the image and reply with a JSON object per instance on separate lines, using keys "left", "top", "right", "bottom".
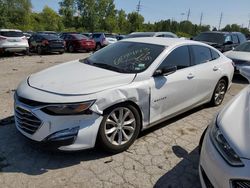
{"left": 218, "top": 12, "right": 223, "bottom": 31}
{"left": 187, "top": 8, "right": 190, "bottom": 21}
{"left": 199, "top": 12, "right": 203, "bottom": 26}
{"left": 248, "top": 20, "right": 250, "bottom": 30}
{"left": 136, "top": 0, "right": 142, "bottom": 13}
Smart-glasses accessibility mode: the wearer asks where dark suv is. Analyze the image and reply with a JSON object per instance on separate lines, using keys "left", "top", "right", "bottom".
{"left": 193, "top": 31, "right": 247, "bottom": 52}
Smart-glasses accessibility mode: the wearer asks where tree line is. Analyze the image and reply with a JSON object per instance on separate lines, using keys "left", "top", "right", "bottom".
{"left": 0, "top": 0, "right": 249, "bottom": 37}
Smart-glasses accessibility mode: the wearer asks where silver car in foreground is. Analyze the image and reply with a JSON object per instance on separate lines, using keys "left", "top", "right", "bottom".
{"left": 14, "top": 38, "right": 234, "bottom": 152}
{"left": 0, "top": 29, "right": 29, "bottom": 54}
{"left": 199, "top": 67, "right": 250, "bottom": 188}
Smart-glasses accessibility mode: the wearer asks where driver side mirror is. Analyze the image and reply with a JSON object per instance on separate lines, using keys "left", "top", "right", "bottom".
{"left": 153, "top": 66, "right": 177, "bottom": 77}
{"left": 224, "top": 41, "right": 233, "bottom": 45}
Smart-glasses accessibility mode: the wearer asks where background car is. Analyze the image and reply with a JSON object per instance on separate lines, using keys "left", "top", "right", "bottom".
{"left": 193, "top": 31, "right": 247, "bottom": 52}
{"left": 199, "top": 66, "right": 250, "bottom": 188}
{"left": 91, "top": 32, "right": 109, "bottom": 50}
{"left": 126, "top": 32, "right": 178, "bottom": 39}
{"left": 116, "top": 34, "right": 126, "bottom": 41}
{"left": 224, "top": 41, "right": 250, "bottom": 73}
{"left": 61, "top": 33, "right": 96, "bottom": 52}
{"left": 0, "top": 29, "right": 29, "bottom": 55}
{"left": 104, "top": 33, "right": 118, "bottom": 45}
{"left": 81, "top": 32, "right": 92, "bottom": 38}
{"left": 28, "top": 33, "right": 65, "bottom": 55}
{"left": 14, "top": 38, "right": 233, "bottom": 153}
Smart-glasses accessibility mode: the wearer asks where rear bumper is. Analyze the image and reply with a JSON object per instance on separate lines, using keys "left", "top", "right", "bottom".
{"left": 0, "top": 47, "right": 28, "bottom": 53}
{"left": 42, "top": 45, "right": 65, "bottom": 53}
{"left": 75, "top": 44, "right": 96, "bottom": 51}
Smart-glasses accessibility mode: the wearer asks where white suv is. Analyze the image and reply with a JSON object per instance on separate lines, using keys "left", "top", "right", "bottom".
{"left": 0, "top": 29, "right": 29, "bottom": 54}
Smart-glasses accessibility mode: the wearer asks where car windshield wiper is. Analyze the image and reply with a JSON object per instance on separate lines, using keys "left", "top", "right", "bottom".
{"left": 92, "top": 62, "right": 125, "bottom": 73}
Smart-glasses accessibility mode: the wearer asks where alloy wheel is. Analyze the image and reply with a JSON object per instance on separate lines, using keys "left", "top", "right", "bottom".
{"left": 104, "top": 107, "right": 136, "bottom": 146}
{"left": 214, "top": 80, "right": 226, "bottom": 105}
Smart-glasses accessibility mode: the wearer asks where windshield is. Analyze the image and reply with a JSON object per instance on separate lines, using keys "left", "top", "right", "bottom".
{"left": 81, "top": 41, "right": 165, "bottom": 73}
{"left": 73, "top": 34, "right": 88, "bottom": 40}
{"left": 126, "top": 33, "right": 154, "bottom": 38}
{"left": 234, "top": 42, "right": 250, "bottom": 52}
{"left": 41, "top": 34, "right": 61, "bottom": 40}
{"left": 0, "top": 31, "right": 24, "bottom": 37}
{"left": 194, "top": 33, "right": 225, "bottom": 44}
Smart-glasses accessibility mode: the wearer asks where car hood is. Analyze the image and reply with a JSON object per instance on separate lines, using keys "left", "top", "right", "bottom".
{"left": 217, "top": 77, "right": 250, "bottom": 159}
{"left": 28, "top": 60, "right": 136, "bottom": 95}
{"left": 224, "top": 51, "right": 250, "bottom": 62}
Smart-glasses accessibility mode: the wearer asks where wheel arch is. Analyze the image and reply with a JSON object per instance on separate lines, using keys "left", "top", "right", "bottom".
{"left": 219, "top": 75, "right": 229, "bottom": 90}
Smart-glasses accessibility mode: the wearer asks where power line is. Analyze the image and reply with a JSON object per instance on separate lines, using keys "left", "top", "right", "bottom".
{"left": 199, "top": 12, "right": 203, "bottom": 26}
{"left": 218, "top": 12, "right": 223, "bottom": 30}
{"left": 136, "top": 0, "right": 142, "bottom": 13}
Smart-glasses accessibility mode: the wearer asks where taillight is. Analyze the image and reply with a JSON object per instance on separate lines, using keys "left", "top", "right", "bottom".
{"left": 0, "top": 36, "right": 7, "bottom": 41}
{"left": 42, "top": 40, "right": 49, "bottom": 45}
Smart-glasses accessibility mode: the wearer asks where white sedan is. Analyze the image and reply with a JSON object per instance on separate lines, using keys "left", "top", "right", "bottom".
{"left": 224, "top": 41, "right": 250, "bottom": 73}
{"left": 199, "top": 67, "right": 250, "bottom": 188}
{"left": 14, "top": 38, "right": 234, "bottom": 152}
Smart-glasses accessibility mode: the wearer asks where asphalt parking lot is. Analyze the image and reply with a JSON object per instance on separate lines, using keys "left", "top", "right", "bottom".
{"left": 0, "top": 53, "right": 248, "bottom": 188}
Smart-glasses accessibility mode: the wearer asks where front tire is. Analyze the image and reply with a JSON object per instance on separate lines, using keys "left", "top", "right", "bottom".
{"left": 210, "top": 79, "right": 227, "bottom": 106}
{"left": 97, "top": 104, "right": 141, "bottom": 153}
{"left": 37, "top": 46, "right": 43, "bottom": 55}
{"left": 68, "top": 45, "right": 74, "bottom": 53}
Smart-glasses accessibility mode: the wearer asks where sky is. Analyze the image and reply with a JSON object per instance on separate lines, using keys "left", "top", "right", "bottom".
{"left": 31, "top": 0, "right": 250, "bottom": 29}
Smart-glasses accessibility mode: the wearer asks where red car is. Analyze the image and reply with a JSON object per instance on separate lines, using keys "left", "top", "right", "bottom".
{"left": 61, "top": 33, "right": 96, "bottom": 52}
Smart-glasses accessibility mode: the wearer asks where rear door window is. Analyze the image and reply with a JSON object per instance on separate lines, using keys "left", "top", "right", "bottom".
{"left": 0, "top": 31, "right": 24, "bottom": 37}
{"left": 210, "top": 49, "right": 220, "bottom": 60}
{"left": 237, "top": 33, "right": 247, "bottom": 43}
{"left": 232, "top": 34, "right": 239, "bottom": 44}
{"left": 159, "top": 46, "right": 190, "bottom": 70}
{"left": 190, "top": 45, "right": 212, "bottom": 65}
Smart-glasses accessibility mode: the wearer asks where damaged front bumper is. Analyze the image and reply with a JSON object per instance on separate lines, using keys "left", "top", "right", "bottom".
{"left": 14, "top": 93, "right": 103, "bottom": 151}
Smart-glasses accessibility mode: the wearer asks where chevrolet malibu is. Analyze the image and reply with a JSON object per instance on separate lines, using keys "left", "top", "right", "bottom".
{"left": 199, "top": 67, "right": 250, "bottom": 188}
{"left": 14, "top": 38, "right": 234, "bottom": 152}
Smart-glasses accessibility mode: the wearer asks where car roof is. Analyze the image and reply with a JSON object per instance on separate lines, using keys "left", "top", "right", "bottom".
{"left": 0, "top": 29, "right": 22, "bottom": 32}
{"left": 201, "top": 31, "right": 244, "bottom": 35}
{"left": 122, "top": 37, "right": 206, "bottom": 47}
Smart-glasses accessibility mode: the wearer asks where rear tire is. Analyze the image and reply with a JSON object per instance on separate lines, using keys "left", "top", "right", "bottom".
{"left": 95, "top": 44, "right": 101, "bottom": 51}
{"left": 68, "top": 45, "right": 74, "bottom": 53}
{"left": 97, "top": 104, "right": 141, "bottom": 153}
{"left": 210, "top": 79, "right": 227, "bottom": 106}
{"left": 37, "top": 46, "right": 43, "bottom": 55}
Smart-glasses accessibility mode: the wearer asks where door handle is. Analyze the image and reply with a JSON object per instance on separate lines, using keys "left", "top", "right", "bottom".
{"left": 213, "top": 66, "right": 219, "bottom": 71}
{"left": 187, "top": 73, "right": 195, "bottom": 79}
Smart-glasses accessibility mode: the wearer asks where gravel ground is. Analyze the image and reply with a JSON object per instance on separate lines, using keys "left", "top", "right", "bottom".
{"left": 0, "top": 53, "right": 248, "bottom": 188}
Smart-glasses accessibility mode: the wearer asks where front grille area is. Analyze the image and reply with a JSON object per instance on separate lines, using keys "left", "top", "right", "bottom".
{"left": 231, "top": 180, "right": 250, "bottom": 188}
{"left": 15, "top": 106, "right": 42, "bottom": 134}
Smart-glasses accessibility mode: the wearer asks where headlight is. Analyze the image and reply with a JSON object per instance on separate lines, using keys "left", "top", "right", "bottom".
{"left": 41, "top": 100, "right": 95, "bottom": 115}
{"left": 210, "top": 120, "right": 244, "bottom": 167}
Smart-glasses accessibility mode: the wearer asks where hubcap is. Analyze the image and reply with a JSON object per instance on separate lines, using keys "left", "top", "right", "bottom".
{"left": 214, "top": 81, "right": 226, "bottom": 105}
{"left": 104, "top": 107, "right": 136, "bottom": 146}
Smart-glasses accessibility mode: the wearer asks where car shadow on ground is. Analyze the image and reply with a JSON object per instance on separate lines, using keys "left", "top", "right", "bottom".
{"left": 154, "top": 146, "right": 201, "bottom": 188}
{"left": 232, "top": 74, "right": 249, "bottom": 84}
{"left": 0, "top": 116, "right": 112, "bottom": 176}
